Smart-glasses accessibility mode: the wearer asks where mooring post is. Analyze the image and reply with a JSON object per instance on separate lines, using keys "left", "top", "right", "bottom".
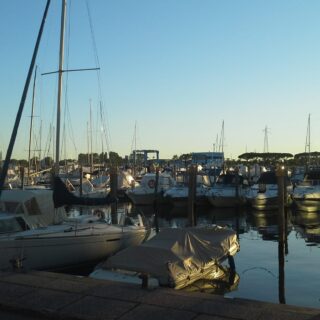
{"left": 188, "top": 165, "right": 197, "bottom": 226}
{"left": 20, "top": 166, "right": 25, "bottom": 190}
{"left": 110, "top": 166, "right": 118, "bottom": 222}
{"left": 276, "top": 165, "right": 286, "bottom": 304}
{"left": 79, "top": 165, "right": 83, "bottom": 196}
{"left": 153, "top": 167, "right": 160, "bottom": 233}
{"left": 235, "top": 169, "right": 240, "bottom": 204}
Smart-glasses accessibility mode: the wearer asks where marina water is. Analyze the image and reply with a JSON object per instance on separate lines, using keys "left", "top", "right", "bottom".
{"left": 70, "top": 202, "right": 320, "bottom": 309}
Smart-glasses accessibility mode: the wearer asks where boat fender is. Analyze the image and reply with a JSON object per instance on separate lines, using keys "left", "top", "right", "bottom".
{"left": 148, "top": 179, "right": 155, "bottom": 189}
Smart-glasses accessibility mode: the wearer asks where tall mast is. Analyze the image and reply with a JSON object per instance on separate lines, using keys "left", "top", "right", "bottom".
{"left": 55, "top": 0, "right": 66, "bottom": 172}
{"left": 90, "top": 100, "right": 93, "bottom": 172}
{"left": 0, "top": 0, "right": 51, "bottom": 196}
{"left": 219, "top": 120, "right": 224, "bottom": 153}
{"left": 39, "top": 120, "right": 42, "bottom": 166}
{"left": 263, "top": 126, "right": 269, "bottom": 153}
{"left": 28, "top": 66, "right": 37, "bottom": 182}
{"left": 87, "top": 121, "right": 90, "bottom": 164}
{"left": 305, "top": 114, "right": 311, "bottom": 165}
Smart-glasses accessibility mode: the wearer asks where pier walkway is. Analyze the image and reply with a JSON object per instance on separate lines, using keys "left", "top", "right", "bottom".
{"left": 0, "top": 271, "right": 319, "bottom": 320}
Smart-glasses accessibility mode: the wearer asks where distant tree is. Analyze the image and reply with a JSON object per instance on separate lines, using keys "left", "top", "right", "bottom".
{"left": 10, "top": 159, "right": 18, "bottom": 166}
{"left": 99, "top": 152, "right": 108, "bottom": 163}
{"left": 109, "top": 151, "right": 123, "bottom": 167}
{"left": 78, "top": 153, "right": 88, "bottom": 165}
{"left": 43, "top": 156, "right": 54, "bottom": 167}
{"left": 18, "top": 159, "right": 28, "bottom": 167}
{"left": 179, "top": 153, "right": 192, "bottom": 167}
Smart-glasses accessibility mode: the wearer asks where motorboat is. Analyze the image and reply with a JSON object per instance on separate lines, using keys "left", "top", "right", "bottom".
{"left": 90, "top": 226, "right": 239, "bottom": 290}
{"left": 206, "top": 172, "right": 249, "bottom": 207}
{"left": 163, "top": 173, "right": 211, "bottom": 207}
{"left": 126, "top": 172, "right": 175, "bottom": 205}
{"left": 291, "top": 168, "right": 320, "bottom": 212}
{"left": 246, "top": 171, "right": 292, "bottom": 210}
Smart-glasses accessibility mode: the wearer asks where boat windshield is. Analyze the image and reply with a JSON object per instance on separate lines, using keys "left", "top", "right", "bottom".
{"left": 0, "top": 216, "right": 30, "bottom": 234}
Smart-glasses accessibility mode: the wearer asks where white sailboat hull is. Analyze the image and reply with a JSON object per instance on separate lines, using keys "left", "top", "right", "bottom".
{"left": 0, "top": 224, "right": 147, "bottom": 271}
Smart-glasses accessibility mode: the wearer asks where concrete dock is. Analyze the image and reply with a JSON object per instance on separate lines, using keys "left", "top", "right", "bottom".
{"left": 0, "top": 271, "right": 319, "bottom": 320}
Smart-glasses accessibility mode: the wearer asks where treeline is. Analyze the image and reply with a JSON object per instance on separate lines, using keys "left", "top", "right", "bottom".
{"left": 6, "top": 151, "right": 320, "bottom": 169}
{"left": 7, "top": 151, "right": 124, "bottom": 168}
{"left": 235, "top": 152, "right": 320, "bottom": 167}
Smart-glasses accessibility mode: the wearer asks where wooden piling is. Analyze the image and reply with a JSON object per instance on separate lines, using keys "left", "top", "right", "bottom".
{"left": 276, "top": 165, "right": 286, "bottom": 304}
{"left": 79, "top": 166, "right": 83, "bottom": 196}
{"left": 153, "top": 168, "right": 160, "bottom": 233}
{"left": 110, "top": 166, "right": 118, "bottom": 222}
{"left": 20, "top": 166, "right": 25, "bottom": 189}
{"left": 187, "top": 165, "right": 197, "bottom": 227}
{"left": 235, "top": 170, "right": 240, "bottom": 203}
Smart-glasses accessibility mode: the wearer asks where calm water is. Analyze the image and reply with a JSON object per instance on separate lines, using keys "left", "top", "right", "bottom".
{"left": 133, "top": 203, "right": 320, "bottom": 309}
{"left": 68, "top": 202, "right": 320, "bottom": 309}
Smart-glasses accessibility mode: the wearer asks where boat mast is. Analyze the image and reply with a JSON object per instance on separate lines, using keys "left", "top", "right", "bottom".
{"left": 28, "top": 66, "right": 38, "bottom": 183}
{"left": 219, "top": 120, "right": 224, "bottom": 153}
{"left": 55, "top": 0, "right": 66, "bottom": 172}
{"left": 0, "top": 0, "right": 51, "bottom": 196}
{"left": 263, "top": 126, "right": 269, "bottom": 153}
{"left": 90, "top": 100, "right": 93, "bottom": 173}
{"left": 305, "top": 114, "right": 311, "bottom": 166}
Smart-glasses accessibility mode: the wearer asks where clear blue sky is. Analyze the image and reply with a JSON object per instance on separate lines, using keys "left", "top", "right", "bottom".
{"left": 1, "top": 0, "right": 320, "bottom": 161}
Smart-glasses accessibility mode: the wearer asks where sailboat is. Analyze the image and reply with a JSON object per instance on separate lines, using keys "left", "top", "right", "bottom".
{"left": 0, "top": 0, "right": 148, "bottom": 271}
{"left": 291, "top": 115, "right": 320, "bottom": 212}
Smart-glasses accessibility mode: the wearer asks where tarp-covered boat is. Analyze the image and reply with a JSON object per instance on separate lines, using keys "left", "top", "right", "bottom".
{"left": 90, "top": 226, "right": 239, "bottom": 289}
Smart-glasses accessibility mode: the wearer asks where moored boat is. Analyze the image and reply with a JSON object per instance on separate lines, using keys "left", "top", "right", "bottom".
{"left": 291, "top": 167, "right": 320, "bottom": 212}
{"left": 126, "top": 172, "right": 175, "bottom": 205}
{"left": 90, "top": 226, "right": 239, "bottom": 290}
{"left": 246, "top": 171, "right": 292, "bottom": 210}
{"left": 206, "top": 172, "right": 248, "bottom": 207}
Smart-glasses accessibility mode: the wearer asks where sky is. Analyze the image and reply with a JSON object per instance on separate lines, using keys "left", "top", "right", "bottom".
{"left": 1, "top": 0, "right": 320, "bottom": 161}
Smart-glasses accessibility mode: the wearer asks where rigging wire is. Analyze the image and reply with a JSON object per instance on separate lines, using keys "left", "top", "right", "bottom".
{"left": 85, "top": 0, "right": 112, "bottom": 154}
{"left": 61, "top": 0, "right": 78, "bottom": 161}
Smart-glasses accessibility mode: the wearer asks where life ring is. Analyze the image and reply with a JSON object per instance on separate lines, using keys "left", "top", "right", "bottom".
{"left": 93, "top": 209, "right": 105, "bottom": 219}
{"left": 148, "top": 179, "right": 156, "bottom": 189}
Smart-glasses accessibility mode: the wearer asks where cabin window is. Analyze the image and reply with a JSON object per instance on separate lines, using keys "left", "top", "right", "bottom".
{"left": 0, "top": 201, "right": 24, "bottom": 214}
{"left": 24, "top": 197, "right": 41, "bottom": 215}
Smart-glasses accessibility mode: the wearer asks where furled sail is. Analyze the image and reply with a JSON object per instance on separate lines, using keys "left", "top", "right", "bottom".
{"left": 53, "top": 177, "right": 116, "bottom": 208}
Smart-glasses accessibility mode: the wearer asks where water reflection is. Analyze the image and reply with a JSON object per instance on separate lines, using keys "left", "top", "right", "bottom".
{"left": 75, "top": 202, "right": 320, "bottom": 308}
{"left": 292, "top": 210, "right": 320, "bottom": 247}
{"left": 182, "top": 266, "right": 240, "bottom": 294}
{"left": 248, "top": 210, "right": 292, "bottom": 242}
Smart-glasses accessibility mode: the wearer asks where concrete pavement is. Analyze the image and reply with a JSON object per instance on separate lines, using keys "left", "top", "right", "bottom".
{"left": 0, "top": 271, "right": 319, "bottom": 320}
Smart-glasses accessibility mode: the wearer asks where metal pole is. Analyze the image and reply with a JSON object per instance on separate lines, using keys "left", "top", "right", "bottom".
{"left": 55, "top": 0, "right": 66, "bottom": 172}
{"left": 0, "top": 0, "right": 51, "bottom": 196}
{"left": 28, "top": 66, "right": 37, "bottom": 184}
